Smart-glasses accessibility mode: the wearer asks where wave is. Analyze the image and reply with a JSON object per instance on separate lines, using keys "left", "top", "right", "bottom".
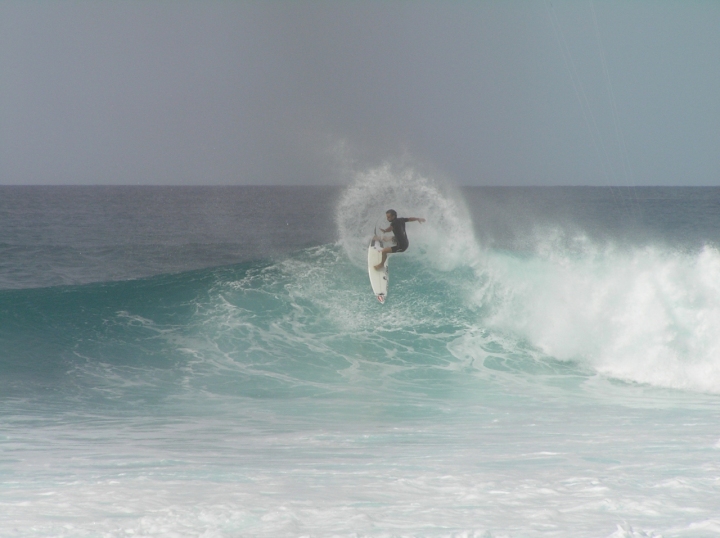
{"left": 3, "top": 170, "right": 720, "bottom": 404}
{"left": 335, "top": 164, "right": 720, "bottom": 394}
{"left": 0, "top": 254, "right": 487, "bottom": 424}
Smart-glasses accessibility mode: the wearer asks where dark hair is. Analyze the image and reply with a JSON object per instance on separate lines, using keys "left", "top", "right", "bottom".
{"left": 386, "top": 209, "right": 397, "bottom": 218}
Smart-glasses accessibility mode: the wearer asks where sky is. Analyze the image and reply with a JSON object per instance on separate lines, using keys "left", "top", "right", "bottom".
{"left": 2, "top": 1, "right": 720, "bottom": 186}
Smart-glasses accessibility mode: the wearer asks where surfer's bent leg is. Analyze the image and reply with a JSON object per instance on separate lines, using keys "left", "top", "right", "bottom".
{"left": 374, "top": 244, "right": 407, "bottom": 270}
{"left": 374, "top": 247, "right": 393, "bottom": 270}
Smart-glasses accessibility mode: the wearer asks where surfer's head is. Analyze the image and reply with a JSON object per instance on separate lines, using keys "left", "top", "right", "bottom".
{"left": 386, "top": 209, "right": 397, "bottom": 221}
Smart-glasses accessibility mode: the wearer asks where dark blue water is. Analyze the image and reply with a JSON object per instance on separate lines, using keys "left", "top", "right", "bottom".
{"left": 0, "top": 186, "right": 339, "bottom": 289}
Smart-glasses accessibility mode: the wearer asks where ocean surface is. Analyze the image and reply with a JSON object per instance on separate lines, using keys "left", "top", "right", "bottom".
{"left": 2, "top": 170, "right": 720, "bottom": 537}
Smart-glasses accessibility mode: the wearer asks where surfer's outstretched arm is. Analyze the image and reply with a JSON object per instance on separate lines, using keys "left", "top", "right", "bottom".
{"left": 380, "top": 218, "right": 424, "bottom": 234}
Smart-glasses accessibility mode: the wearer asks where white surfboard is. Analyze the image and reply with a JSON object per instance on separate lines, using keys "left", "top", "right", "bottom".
{"left": 367, "top": 237, "right": 389, "bottom": 304}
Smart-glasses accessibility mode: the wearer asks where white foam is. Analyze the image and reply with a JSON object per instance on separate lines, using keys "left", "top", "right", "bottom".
{"left": 482, "top": 231, "right": 720, "bottom": 394}
{"left": 606, "top": 523, "right": 662, "bottom": 538}
{"left": 5, "top": 407, "right": 717, "bottom": 538}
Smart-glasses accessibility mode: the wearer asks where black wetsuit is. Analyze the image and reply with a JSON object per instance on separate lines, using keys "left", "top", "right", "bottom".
{"left": 389, "top": 217, "right": 409, "bottom": 253}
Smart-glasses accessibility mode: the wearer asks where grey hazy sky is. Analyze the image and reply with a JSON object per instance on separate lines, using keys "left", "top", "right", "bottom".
{"left": 2, "top": 1, "right": 719, "bottom": 186}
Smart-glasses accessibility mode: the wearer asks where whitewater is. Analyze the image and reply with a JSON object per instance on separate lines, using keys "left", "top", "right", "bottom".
{"left": 1, "top": 172, "right": 720, "bottom": 537}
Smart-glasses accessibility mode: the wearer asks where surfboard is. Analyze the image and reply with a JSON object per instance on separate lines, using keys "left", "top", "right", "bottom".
{"left": 367, "top": 236, "right": 389, "bottom": 304}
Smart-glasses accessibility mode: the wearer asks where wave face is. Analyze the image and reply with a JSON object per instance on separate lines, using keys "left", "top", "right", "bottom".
{"left": 2, "top": 181, "right": 720, "bottom": 536}
{"left": 0, "top": 243, "right": 493, "bottom": 412}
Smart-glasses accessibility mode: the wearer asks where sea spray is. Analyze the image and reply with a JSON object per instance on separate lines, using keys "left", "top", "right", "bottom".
{"left": 335, "top": 163, "right": 481, "bottom": 271}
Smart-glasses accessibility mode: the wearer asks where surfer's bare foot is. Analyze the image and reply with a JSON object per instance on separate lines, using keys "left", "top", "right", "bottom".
{"left": 374, "top": 263, "right": 384, "bottom": 271}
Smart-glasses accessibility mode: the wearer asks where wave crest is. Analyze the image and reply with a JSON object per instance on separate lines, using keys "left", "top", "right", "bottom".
{"left": 483, "top": 235, "right": 720, "bottom": 393}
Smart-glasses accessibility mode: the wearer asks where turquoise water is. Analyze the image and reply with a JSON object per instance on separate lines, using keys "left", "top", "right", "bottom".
{"left": 2, "top": 174, "right": 720, "bottom": 536}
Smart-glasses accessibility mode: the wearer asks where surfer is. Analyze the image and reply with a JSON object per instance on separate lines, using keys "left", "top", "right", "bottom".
{"left": 374, "top": 209, "right": 425, "bottom": 270}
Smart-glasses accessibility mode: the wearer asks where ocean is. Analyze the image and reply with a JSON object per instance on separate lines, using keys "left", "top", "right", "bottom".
{"left": 2, "top": 168, "right": 720, "bottom": 537}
